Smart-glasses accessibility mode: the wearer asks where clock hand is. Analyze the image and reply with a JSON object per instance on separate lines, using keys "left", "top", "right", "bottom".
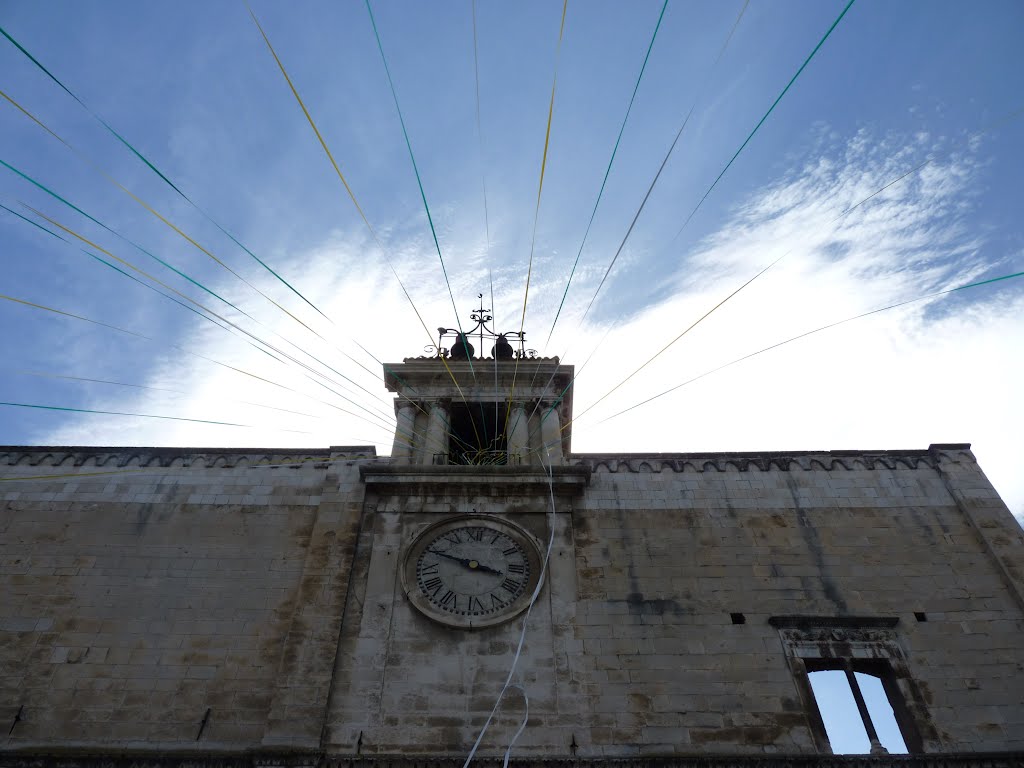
{"left": 474, "top": 561, "right": 504, "bottom": 575}
{"left": 427, "top": 549, "right": 504, "bottom": 576}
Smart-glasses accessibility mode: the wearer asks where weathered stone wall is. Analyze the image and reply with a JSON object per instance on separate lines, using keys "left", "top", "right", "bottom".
{"left": 564, "top": 447, "right": 1024, "bottom": 754}
{"left": 2, "top": 444, "right": 1023, "bottom": 759}
{"left": 326, "top": 447, "right": 1024, "bottom": 758}
{"left": 0, "top": 447, "right": 371, "bottom": 750}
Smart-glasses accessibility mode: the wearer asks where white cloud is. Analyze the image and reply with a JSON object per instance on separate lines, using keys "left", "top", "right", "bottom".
{"left": 38, "top": 129, "right": 1024, "bottom": 522}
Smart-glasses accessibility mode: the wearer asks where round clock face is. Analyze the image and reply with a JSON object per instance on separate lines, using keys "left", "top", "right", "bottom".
{"left": 401, "top": 515, "right": 544, "bottom": 629}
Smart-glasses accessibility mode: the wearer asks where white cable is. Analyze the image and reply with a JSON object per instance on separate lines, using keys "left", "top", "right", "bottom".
{"left": 463, "top": 458, "right": 558, "bottom": 768}
{"left": 502, "top": 684, "right": 530, "bottom": 768}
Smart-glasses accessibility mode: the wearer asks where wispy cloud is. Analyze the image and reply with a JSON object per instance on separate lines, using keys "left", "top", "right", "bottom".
{"left": 35, "top": 128, "right": 1024, "bottom": 520}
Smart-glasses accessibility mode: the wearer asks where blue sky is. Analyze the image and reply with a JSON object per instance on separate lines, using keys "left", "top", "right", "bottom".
{"left": 1, "top": 0, "right": 1023, "bottom": 517}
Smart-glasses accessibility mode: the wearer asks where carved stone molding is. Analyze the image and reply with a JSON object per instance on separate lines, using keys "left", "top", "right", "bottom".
{"left": 4, "top": 753, "right": 1024, "bottom": 768}
{"left": 572, "top": 444, "right": 974, "bottom": 475}
{"left": 0, "top": 446, "right": 376, "bottom": 470}
{"left": 330, "top": 758, "right": 1024, "bottom": 768}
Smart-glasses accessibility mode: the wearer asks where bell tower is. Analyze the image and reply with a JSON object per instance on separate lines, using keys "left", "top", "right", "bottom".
{"left": 383, "top": 296, "right": 573, "bottom": 467}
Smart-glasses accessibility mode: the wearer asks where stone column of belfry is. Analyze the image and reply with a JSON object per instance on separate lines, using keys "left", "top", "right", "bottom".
{"left": 507, "top": 402, "right": 529, "bottom": 465}
{"left": 391, "top": 399, "right": 418, "bottom": 464}
{"left": 424, "top": 399, "right": 451, "bottom": 464}
{"left": 539, "top": 400, "right": 564, "bottom": 466}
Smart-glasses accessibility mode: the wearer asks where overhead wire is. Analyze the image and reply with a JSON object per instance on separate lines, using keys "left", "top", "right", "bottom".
{"left": 518, "top": 0, "right": 568, "bottom": 341}
{"left": 0, "top": 291, "right": 401, "bottom": 441}
{"left": 6, "top": 159, "right": 386, "bottom": 415}
{"left": 0, "top": 18, "right": 473, "bottom": 454}
{"left": 505, "top": 0, "right": 674, "bottom": 458}
{"left": 1, "top": 31, "right": 411, "bottom": 421}
{"left": 599, "top": 266, "right": 1024, "bottom": 425}
{"left": 3, "top": 200, "right": 403, "bottom": 432}
{"left": 502, "top": 0, "right": 569, "bottom": 450}
{"left": 1, "top": 204, "right": 457, "bottom": 462}
{"left": 671, "top": 0, "right": 857, "bottom": 242}
{"left": 0, "top": 130, "right": 391, "bottom": 411}
{"left": 578, "top": 0, "right": 750, "bottom": 328}
{"left": 365, "top": 0, "right": 474, "bottom": 373}
{"left": 564, "top": 102, "right": 1024, "bottom": 432}
{"left": 20, "top": 200, "right": 395, "bottom": 421}
{"left": 0, "top": 87, "right": 329, "bottom": 343}
{"left": 471, "top": 0, "right": 492, "bottom": 268}
{"left": 0, "top": 401, "right": 314, "bottom": 434}
{"left": 0, "top": 23, "right": 330, "bottom": 322}
{"left": 2, "top": 158, "right": 392, "bottom": 413}
{"left": 1, "top": 203, "right": 456, "bottom": 452}
{"left": 513, "top": 0, "right": 752, "bottom": 461}
{"left": 1, "top": 201, "right": 232, "bottom": 340}
{"left": 5, "top": 368, "right": 319, "bottom": 419}
{"left": 246, "top": 3, "right": 486, "bottom": 452}
{"left": 471, "top": 1, "right": 502, "bottom": 451}
{"left": 545, "top": 0, "right": 669, "bottom": 346}
{"left": 366, "top": 0, "right": 501, "bottom": 456}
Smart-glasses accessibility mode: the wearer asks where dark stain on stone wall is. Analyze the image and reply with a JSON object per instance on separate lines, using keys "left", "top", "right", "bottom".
{"left": 784, "top": 473, "right": 848, "bottom": 613}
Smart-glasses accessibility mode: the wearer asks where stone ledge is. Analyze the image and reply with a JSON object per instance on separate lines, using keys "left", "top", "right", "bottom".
{"left": 3, "top": 753, "right": 1024, "bottom": 768}
{"left": 360, "top": 464, "right": 591, "bottom": 495}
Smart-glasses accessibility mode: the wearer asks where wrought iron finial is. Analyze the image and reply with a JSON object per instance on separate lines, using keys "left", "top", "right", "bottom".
{"left": 425, "top": 295, "right": 537, "bottom": 360}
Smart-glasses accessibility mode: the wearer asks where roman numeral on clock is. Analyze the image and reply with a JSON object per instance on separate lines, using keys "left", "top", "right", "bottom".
{"left": 422, "top": 577, "right": 442, "bottom": 595}
{"left": 466, "top": 528, "right": 483, "bottom": 541}
{"left": 470, "top": 596, "right": 485, "bottom": 612}
{"left": 502, "top": 578, "right": 521, "bottom": 594}
{"left": 419, "top": 562, "right": 439, "bottom": 575}
{"left": 507, "top": 563, "right": 525, "bottom": 574}
{"left": 438, "top": 590, "right": 456, "bottom": 607}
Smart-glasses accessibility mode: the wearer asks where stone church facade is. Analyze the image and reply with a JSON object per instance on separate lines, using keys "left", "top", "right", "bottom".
{"left": 2, "top": 329, "right": 1023, "bottom": 765}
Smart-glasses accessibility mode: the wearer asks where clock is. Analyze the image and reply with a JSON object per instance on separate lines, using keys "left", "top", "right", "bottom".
{"left": 401, "top": 514, "right": 545, "bottom": 629}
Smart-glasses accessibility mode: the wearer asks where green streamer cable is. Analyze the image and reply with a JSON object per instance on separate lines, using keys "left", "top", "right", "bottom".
{"left": 546, "top": 0, "right": 669, "bottom": 346}
{"left": 364, "top": 0, "right": 476, "bottom": 380}
{"left": 0, "top": 24, "right": 329, "bottom": 322}
{"left": 598, "top": 267, "right": 1024, "bottom": 425}
{"left": 673, "top": 0, "right": 857, "bottom": 240}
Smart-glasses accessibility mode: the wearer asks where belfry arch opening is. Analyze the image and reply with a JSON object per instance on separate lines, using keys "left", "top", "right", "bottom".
{"left": 447, "top": 402, "right": 509, "bottom": 465}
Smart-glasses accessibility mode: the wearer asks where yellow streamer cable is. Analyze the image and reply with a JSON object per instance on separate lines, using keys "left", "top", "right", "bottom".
{"left": 1, "top": 86, "right": 394, "bottom": 413}
{"left": 3, "top": 87, "right": 316, "bottom": 334}
{"left": 0, "top": 290, "right": 403, "bottom": 438}
{"left": 247, "top": 4, "right": 479, "bottom": 424}
{"left": 504, "top": 0, "right": 568, "bottom": 442}
{"left": 0, "top": 292, "right": 278, "bottom": 389}
{"left": 24, "top": 204, "right": 394, "bottom": 423}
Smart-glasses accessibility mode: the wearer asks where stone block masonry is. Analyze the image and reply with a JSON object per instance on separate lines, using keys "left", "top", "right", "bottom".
{"left": 1, "top": 443, "right": 1023, "bottom": 760}
{"left": 0, "top": 447, "right": 371, "bottom": 749}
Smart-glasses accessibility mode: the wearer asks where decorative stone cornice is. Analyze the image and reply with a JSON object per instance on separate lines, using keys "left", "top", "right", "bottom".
{"left": 0, "top": 446, "right": 376, "bottom": 470}
{"left": 3, "top": 753, "right": 1024, "bottom": 768}
{"left": 329, "top": 758, "right": 1024, "bottom": 768}
{"left": 0, "top": 445, "right": 976, "bottom": 474}
{"left": 571, "top": 444, "right": 974, "bottom": 474}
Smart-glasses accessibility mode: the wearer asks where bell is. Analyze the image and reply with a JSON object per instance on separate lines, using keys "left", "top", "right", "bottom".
{"left": 491, "top": 333, "right": 514, "bottom": 359}
{"left": 449, "top": 333, "right": 475, "bottom": 360}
